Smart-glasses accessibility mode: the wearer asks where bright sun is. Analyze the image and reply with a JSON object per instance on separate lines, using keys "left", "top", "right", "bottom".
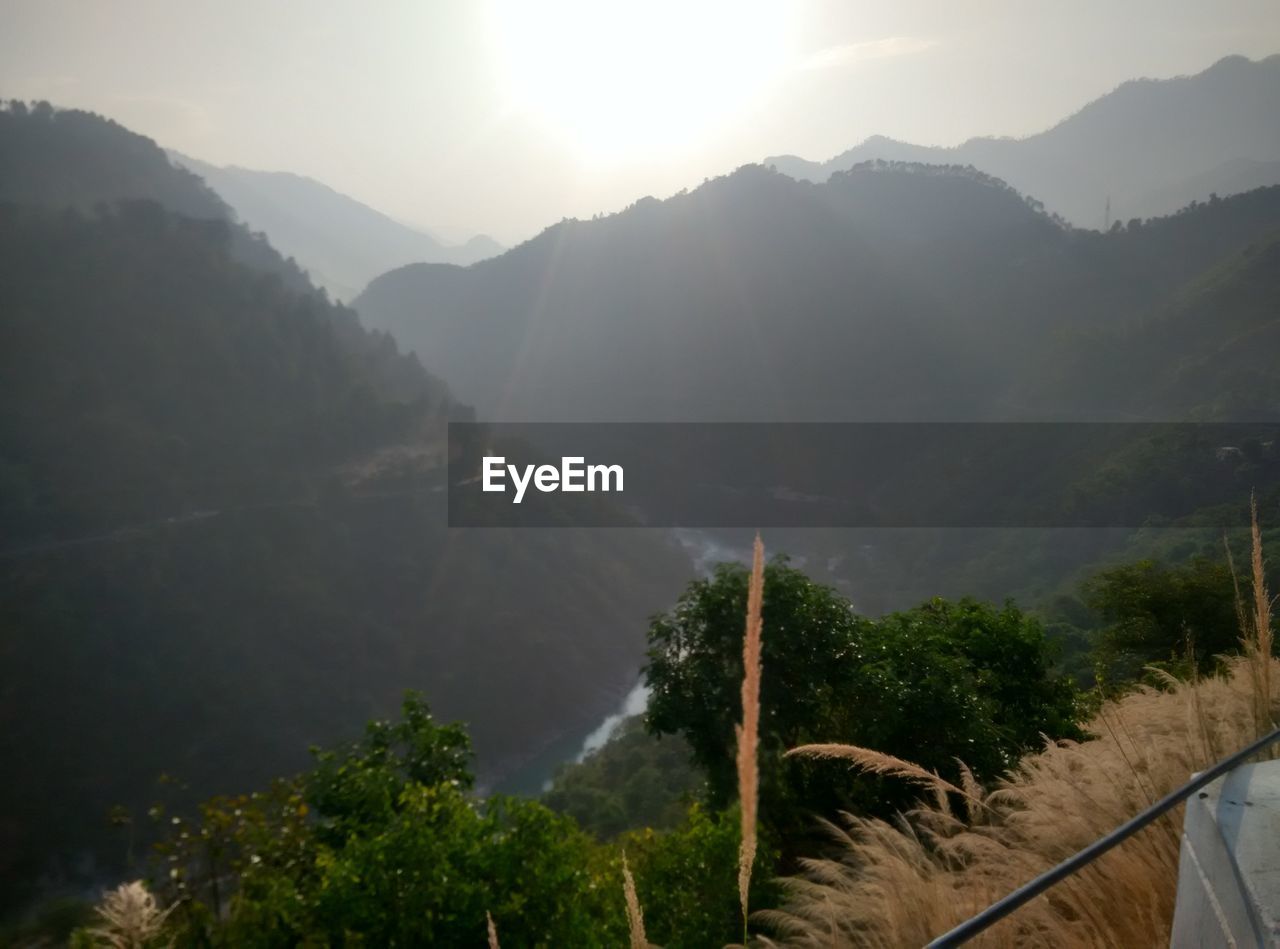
{"left": 487, "top": 0, "right": 794, "bottom": 163}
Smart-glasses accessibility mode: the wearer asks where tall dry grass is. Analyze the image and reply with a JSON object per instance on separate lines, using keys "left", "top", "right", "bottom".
{"left": 1243, "top": 494, "right": 1276, "bottom": 744}
{"left": 786, "top": 745, "right": 968, "bottom": 802}
{"left": 737, "top": 534, "right": 765, "bottom": 932}
{"left": 756, "top": 509, "right": 1277, "bottom": 948}
{"left": 486, "top": 910, "right": 499, "bottom": 949}
{"left": 622, "top": 852, "right": 649, "bottom": 949}
{"left": 84, "top": 880, "right": 174, "bottom": 949}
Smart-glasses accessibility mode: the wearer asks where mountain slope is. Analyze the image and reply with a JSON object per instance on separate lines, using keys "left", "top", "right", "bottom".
{"left": 172, "top": 153, "right": 503, "bottom": 299}
{"left": 1025, "top": 232, "right": 1280, "bottom": 419}
{"left": 0, "top": 101, "right": 227, "bottom": 219}
{"left": 767, "top": 54, "right": 1280, "bottom": 227}
{"left": 0, "top": 102, "right": 688, "bottom": 907}
{"left": 354, "top": 161, "right": 1280, "bottom": 422}
{"left": 356, "top": 163, "right": 1058, "bottom": 421}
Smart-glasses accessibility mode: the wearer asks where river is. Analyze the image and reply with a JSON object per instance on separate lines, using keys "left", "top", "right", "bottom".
{"left": 495, "top": 527, "right": 755, "bottom": 795}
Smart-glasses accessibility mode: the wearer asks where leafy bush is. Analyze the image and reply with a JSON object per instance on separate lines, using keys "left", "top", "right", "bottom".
{"left": 154, "top": 695, "right": 625, "bottom": 947}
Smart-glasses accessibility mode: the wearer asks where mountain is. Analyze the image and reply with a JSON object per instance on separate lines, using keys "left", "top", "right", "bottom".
{"left": 1026, "top": 231, "right": 1280, "bottom": 419}
{"left": 0, "top": 102, "right": 687, "bottom": 906}
{"left": 171, "top": 153, "right": 503, "bottom": 300}
{"left": 0, "top": 103, "right": 315, "bottom": 297}
{"left": 354, "top": 160, "right": 1280, "bottom": 423}
{"left": 766, "top": 54, "right": 1280, "bottom": 228}
{"left": 353, "top": 147, "right": 1280, "bottom": 700}
{"left": 352, "top": 159, "right": 1280, "bottom": 622}
{"left": 1129, "top": 157, "right": 1280, "bottom": 223}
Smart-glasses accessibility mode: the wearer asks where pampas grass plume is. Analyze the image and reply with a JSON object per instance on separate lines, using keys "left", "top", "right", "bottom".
{"left": 737, "top": 534, "right": 765, "bottom": 931}
{"left": 622, "top": 851, "right": 648, "bottom": 949}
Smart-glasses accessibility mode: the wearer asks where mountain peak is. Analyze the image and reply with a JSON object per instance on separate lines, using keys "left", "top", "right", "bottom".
{"left": 764, "top": 53, "right": 1280, "bottom": 227}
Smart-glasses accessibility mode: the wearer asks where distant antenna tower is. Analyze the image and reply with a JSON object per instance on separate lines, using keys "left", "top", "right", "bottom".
{"left": 1104, "top": 195, "right": 1111, "bottom": 231}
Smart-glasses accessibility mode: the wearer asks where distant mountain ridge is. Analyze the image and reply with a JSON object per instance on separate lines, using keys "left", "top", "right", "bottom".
{"left": 354, "top": 160, "right": 1280, "bottom": 423}
{"left": 171, "top": 153, "right": 503, "bottom": 300}
{"left": 766, "top": 54, "right": 1280, "bottom": 227}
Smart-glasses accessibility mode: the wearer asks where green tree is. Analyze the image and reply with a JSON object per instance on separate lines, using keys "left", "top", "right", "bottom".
{"left": 619, "top": 804, "right": 777, "bottom": 949}
{"left": 305, "top": 692, "right": 474, "bottom": 840}
{"left": 303, "top": 785, "right": 619, "bottom": 947}
{"left": 644, "top": 558, "right": 1084, "bottom": 848}
{"left": 1084, "top": 556, "right": 1247, "bottom": 681}
{"left": 855, "top": 598, "right": 1084, "bottom": 779}
{"left": 543, "top": 716, "right": 702, "bottom": 839}
{"left": 645, "top": 558, "right": 865, "bottom": 810}
{"left": 155, "top": 695, "right": 627, "bottom": 948}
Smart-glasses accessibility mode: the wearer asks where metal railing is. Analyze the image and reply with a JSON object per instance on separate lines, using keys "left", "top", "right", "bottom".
{"left": 926, "top": 725, "right": 1280, "bottom": 947}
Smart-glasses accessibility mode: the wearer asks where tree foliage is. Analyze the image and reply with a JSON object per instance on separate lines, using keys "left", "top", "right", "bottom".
{"left": 150, "top": 695, "right": 628, "bottom": 948}
{"left": 135, "top": 694, "right": 779, "bottom": 948}
{"left": 644, "top": 558, "right": 1085, "bottom": 846}
{"left": 1084, "top": 555, "right": 1267, "bottom": 682}
{"left": 618, "top": 804, "right": 777, "bottom": 949}
{"left": 543, "top": 716, "right": 702, "bottom": 839}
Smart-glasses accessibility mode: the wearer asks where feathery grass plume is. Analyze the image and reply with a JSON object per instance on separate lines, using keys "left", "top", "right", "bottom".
{"left": 1247, "top": 493, "right": 1275, "bottom": 742}
{"left": 1229, "top": 496, "right": 1276, "bottom": 745}
{"left": 622, "top": 851, "right": 648, "bottom": 949}
{"left": 759, "top": 655, "right": 1278, "bottom": 947}
{"left": 786, "top": 744, "right": 968, "bottom": 801}
{"left": 736, "top": 533, "right": 765, "bottom": 932}
{"left": 1224, "top": 531, "right": 1248, "bottom": 635}
{"left": 486, "top": 910, "right": 499, "bottom": 949}
{"left": 86, "top": 880, "right": 174, "bottom": 949}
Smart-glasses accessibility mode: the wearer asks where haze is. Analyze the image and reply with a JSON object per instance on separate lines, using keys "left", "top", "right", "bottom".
{"left": 3, "top": 0, "right": 1278, "bottom": 243}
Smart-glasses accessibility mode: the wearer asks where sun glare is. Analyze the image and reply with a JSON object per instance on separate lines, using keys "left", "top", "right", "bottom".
{"left": 487, "top": 0, "right": 794, "bottom": 163}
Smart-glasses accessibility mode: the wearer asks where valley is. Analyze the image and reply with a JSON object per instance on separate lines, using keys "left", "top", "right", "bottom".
{"left": 1, "top": 23, "right": 1278, "bottom": 945}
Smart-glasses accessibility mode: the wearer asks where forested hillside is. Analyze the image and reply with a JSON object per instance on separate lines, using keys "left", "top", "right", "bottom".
{"left": 0, "top": 102, "right": 690, "bottom": 909}
{"left": 1025, "top": 231, "right": 1280, "bottom": 419}
{"left": 355, "top": 161, "right": 1280, "bottom": 423}
{"left": 352, "top": 145, "right": 1280, "bottom": 702}
{"left": 0, "top": 202, "right": 448, "bottom": 541}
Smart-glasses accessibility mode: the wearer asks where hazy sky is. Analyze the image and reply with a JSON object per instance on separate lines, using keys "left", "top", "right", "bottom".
{"left": 4, "top": 0, "right": 1278, "bottom": 244}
